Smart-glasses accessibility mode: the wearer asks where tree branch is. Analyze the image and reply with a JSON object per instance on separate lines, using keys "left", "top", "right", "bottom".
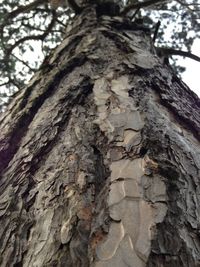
{"left": 5, "top": 0, "right": 48, "bottom": 21}
{"left": 130, "top": 7, "right": 140, "bottom": 20}
{"left": 153, "top": 20, "right": 161, "bottom": 43}
{"left": 121, "top": 0, "right": 168, "bottom": 15}
{"left": 5, "top": 10, "right": 57, "bottom": 57}
{"left": 157, "top": 47, "right": 200, "bottom": 62}
{"left": 11, "top": 54, "right": 37, "bottom": 72}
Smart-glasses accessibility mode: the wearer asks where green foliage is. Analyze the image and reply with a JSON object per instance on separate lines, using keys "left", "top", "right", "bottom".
{"left": 0, "top": 0, "right": 199, "bottom": 109}
{"left": 0, "top": 0, "right": 71, "bottom": 102}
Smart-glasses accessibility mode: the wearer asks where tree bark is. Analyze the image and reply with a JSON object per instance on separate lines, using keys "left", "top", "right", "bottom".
{"left": 0, "top": 5, "right": 200, "bottom": 267}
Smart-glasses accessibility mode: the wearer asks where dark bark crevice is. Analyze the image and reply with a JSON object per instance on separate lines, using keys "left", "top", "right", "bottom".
{"left": 0, "top": 53, "right": 88, "bottom": 174}
{"left": 151, "top": 78, "right": 200, "bottom": 140}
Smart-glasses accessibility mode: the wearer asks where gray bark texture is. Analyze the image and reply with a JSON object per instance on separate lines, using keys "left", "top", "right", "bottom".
{"left": 0, "top": 4, "right": 200, "bottom": 267}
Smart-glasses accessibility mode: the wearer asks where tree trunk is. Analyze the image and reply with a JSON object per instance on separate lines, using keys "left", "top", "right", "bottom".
{"left": 0, "top": 5, "right": 200, "bottom": 267}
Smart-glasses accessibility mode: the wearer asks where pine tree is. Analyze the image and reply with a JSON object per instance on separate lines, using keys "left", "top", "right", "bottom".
{"left": 0, "top": 1, "right": 200, "bottom": 266}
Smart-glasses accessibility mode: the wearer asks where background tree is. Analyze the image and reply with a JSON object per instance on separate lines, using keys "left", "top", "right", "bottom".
{"left": 0, "top": 0, "right": 200, "bottom": 267}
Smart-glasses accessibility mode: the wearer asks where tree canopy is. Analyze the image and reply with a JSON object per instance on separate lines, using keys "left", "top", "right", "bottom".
{"left": 0, "top": 0, "right": 200, "bottom": 107}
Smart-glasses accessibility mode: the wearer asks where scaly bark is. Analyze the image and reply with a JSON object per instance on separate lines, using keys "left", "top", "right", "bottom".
{"left": 0, "top": 5, "right": 200, "bottom": 267}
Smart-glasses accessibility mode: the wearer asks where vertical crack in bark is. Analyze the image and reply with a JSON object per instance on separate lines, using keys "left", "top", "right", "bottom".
{"left": 28, "top": 77, "right": 94, "bottom": 176}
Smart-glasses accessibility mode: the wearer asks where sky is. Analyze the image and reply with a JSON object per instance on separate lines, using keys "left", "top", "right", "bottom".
{"left": 178, "top": 39, "right": 200, "bottom": 97}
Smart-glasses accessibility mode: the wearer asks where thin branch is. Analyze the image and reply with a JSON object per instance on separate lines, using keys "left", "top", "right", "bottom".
{"left": 10, "top": 79, "right": 21, "bottom": 90}
{"left": 157, "top": 47, "right": 200, "bottom": 62}
{"left": 153, "top": 20, "right": 161, "bottom": 42}
{"left": 176, "top": 0, "right": 194, "bottom": 11}
{"left": 6, "top": 36, "right": 45, "bottom": 56}
{"left": 21, "top": 22, "right": 48, "bottom": 32}
{"left": 0, "top": 81, "right": 10, "bottom": 87}
{"left": 0, "top": 0, "right": 51, "bottom": 41}
{"left": 130, "top": 7, "right": 140, "bottom": 20}
{"left": 1, "top": 76, "right": 22, "bottom": 91}
{"left": 55, "top": 18, "right": 67, "bottom": 27}
{"left": 11, "top": 54, "right": 37, "bottom": 72}
{"left": 5, "top": 0, "right": 48, "bottom": 21}
{"left": 5, "top": 10, "right": 57, "bottom": 56}
{"left": 121, "top": 0, "right": 168, "bottom": 15}
{"left": 176, "top": 0, "right": 200, "bottom": 6}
